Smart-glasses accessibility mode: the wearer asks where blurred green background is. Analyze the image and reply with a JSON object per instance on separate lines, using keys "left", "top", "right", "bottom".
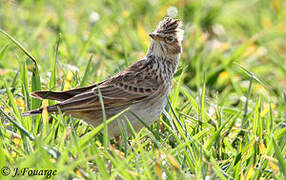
{"left": 0, "top": 0, "right": 286, "bottom": 179}
{"left": 1, "top": 0, "right": 285, "bottom": 106}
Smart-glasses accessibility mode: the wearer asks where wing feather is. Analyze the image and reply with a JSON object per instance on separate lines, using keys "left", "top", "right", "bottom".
{"left": 56, "top": 57, "right": 160, "bottom": 115}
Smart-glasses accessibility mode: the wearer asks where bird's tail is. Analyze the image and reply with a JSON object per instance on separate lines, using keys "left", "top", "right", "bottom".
{"left": 31, "top": 91, "right": 74, "bottom": 102}
{"left": 30, "top": 84, "right": 98, "bottom": 102}
{"left": 22, "top": 105, "right": 60, "bottom": 117}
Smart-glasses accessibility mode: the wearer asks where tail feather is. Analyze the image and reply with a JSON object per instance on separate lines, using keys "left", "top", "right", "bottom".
{"left": 22, "top": 105, "right": 60, "bottom": 117}
{"left": 31, "top": 91, "right": 74, "bottom": 102}
{"left": 31, "top": 84, "right": 99, "bottom": 102}
{"left": 24, "top": 84, "right": 102, "bottom": 117}
{"left": 22, "top": 108, "right": 43, "bottom": 117}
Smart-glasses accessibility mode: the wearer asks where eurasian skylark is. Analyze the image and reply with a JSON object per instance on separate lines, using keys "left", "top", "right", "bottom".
{"left": 23, "top": 17, "right": 184, "bottom": 137}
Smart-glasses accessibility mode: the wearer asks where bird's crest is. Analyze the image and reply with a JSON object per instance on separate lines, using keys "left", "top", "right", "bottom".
{"left": 156, "top": 17, "right": 184, "bottom": 41}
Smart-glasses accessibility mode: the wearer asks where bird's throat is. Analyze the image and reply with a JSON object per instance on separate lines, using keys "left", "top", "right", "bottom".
{"left": 147, "top": 42, "right": 166, "bottom": 58}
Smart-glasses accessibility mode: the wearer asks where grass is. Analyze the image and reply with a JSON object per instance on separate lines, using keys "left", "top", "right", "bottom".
{"left": 0, "top": 0, "right": 286, "bottom": 179}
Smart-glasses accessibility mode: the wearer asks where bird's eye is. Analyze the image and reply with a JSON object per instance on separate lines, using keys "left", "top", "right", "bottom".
{"left": 165, "top": 36, "right": 175, "bottom": 43}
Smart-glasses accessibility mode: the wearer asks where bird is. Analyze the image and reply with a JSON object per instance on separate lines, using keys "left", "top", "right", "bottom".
{"left": 23, "top": 17, "right": 184, "bottom": 137}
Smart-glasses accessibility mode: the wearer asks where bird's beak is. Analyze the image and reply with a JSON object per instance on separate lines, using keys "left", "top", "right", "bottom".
{"left": 149, "top": 33, "right": 162, "bottom": 41}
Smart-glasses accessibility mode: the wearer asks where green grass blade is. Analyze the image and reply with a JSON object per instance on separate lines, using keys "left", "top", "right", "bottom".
{"left": 0, "top": 44, "right": 9, "bottom": 61}
{"left": 200, "top": 78, "right": 206, "bottom": 123}
{"left": 124, "top": 115, "right": 136, "bottom": 138}
{"left": 0, "top": 28, "right": 38, "bottom": 66}
{"left": 204, "top": 112, "right": 239, "bottom": 150}
{"left": 77, "top": 108, "right": 128, "bottom": 148}
{"left": 242, "top": 77, "right": 253, "bottom": 129}
{"left": 4, "top": 81, "right": 21, "bottom": 120}
{"left": 0, "top": 29, "right": 41, "bottom": 110}
{"left": 172, "top": 68, "right": 185, "bottom": 107}
{"left": 274, "top": 128, "right": 286, "bottom": 141}
{"left": 31, "top": 64, "right": 42, "bottom": 109}
{"left": 0, "top": 107, "right": 34, "bottom": 141}
{"left": 80, "top": 55, "right": 93, "bottom": 87}
{"left": 11, "top": 71, "right": 19, "bottom": 90}
{"left": 97, "top": 88, "right": 108, "bottom": 149}
{"left": 21, "top": 62, "right": 30, "bottom": 110}
{"left": 118, "top": 119, "right": 129, "bottom": 157}
{"left": 181, "top": 86, "right": 199, "bottom": 112}
{"left": 93, "top": 147, "right": 109, "bottom": 178}
{"left": 167, "top": 97, "right": 186, "bottom": 133}
{"left": 272, "top": 137, "right": 286, "bottom": 177}
{"left": 50, "top": 34, "right": 61, "bottom": 90}
{"left": 236, "top": 63, "right": 267, "bottom": 87}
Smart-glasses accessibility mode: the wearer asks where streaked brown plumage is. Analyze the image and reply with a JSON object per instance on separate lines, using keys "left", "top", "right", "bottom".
{"left": 23, "top": 17, "right": 184, "bottom": 137}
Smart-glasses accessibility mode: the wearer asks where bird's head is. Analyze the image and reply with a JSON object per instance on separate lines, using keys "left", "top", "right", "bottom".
{"left": 148, "top": 17, "right": 184, "bottom": 57}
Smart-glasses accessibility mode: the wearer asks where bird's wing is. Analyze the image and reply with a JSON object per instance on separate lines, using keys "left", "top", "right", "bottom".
{"left": 55, "top": 57, "right": 160, "bottom": 113}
